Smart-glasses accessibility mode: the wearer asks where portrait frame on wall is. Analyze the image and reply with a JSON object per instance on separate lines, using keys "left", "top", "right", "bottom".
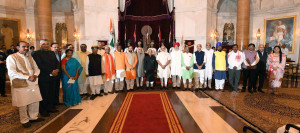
{"left": 0, "top": 17, "right": 21, "bottom": 50}
{"left": 263, "top": 15, "right": 296, "bottom": 53}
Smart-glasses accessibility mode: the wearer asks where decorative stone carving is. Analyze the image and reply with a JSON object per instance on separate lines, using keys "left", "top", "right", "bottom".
{"left": 55, "top": 23, "right": 68, "bottom": 47}
{"left": 223, "top": 23, "right": 235, "bottom": 42}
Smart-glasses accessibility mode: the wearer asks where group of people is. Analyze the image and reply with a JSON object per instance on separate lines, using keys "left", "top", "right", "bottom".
{"left": 0, "top": 38, "right": 287, "bottom": 128}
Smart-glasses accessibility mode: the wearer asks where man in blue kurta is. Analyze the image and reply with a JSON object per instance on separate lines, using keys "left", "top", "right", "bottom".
{"left": 213, "top": 42, "right": 228, "bottom": 91}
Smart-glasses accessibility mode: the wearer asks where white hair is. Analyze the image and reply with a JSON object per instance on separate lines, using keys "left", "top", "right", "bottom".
{"left": 40, "top": 39, "right": 49, "bottom": 44}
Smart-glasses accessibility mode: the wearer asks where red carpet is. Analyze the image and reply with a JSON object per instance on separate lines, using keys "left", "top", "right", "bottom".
{"left": 109, "top": 92, "right": 184, "bottom": 133}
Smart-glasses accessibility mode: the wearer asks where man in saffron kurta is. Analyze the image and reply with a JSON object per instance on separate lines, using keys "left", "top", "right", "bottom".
{"left": 170, "top": 42, "right": 182, "bottom": 89}
{"left": 76, "top": 44, "right": 91, "bottom": 96}
{"left": 113, "top": 45, "right": 126, "bottom": 92}
{"left": 181, "top": 46, "right": 194, "bottom": 91}
{"left": 103, "top": 46, "right": 116, "bottom": 94}
{"left": 125, "top": 46, "right": 138, "bottom": 91}
{"left": 7, "top": 41, "right": 44, "bottom": 128}
{"left": 86, "top": 45, "right": 104, "bottom": 100}
{"left": 212, "top": 42, "right": 228, "bottom": 91}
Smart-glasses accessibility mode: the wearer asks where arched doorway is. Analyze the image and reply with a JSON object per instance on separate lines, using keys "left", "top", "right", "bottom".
{"left": 118, "top": 0, "right": 175, "bottom": 50}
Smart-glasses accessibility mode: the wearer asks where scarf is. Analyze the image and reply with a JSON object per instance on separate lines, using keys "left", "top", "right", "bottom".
{"left": 104, "top": 53, "right": 115, "bottom": 79}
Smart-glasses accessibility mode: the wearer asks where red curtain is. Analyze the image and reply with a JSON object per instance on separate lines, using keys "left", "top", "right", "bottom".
{"left": 118, "top": 0, "right": 175, "bottom": 49}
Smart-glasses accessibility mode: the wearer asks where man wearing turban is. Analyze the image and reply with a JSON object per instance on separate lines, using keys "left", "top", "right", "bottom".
{"left": 212, "top": 42, "right": 228, "bottom": 91}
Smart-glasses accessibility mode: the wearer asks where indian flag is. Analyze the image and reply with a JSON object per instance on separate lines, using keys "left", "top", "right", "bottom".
{"left": 109, "top": 19, "right": 115, "bottom": 48}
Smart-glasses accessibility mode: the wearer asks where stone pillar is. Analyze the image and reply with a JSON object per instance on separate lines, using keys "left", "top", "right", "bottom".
{"left": 236, "top": 0, "right": 250, "bottom": 50}
{"left": 37, "top": 0, "right": 53, "bottom": 42}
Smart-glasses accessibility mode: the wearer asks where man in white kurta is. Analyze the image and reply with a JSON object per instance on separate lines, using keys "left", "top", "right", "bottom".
{"left": 203, "top": 43, "right": 214, "bottom": 89}
{"left": 156, "top": 46, "right": 171, "bottom": 89}
{"left": 76, "top": 44, "right": 91, "bottom": 96}
{"left": 170, "top": 42, "right": 182, "bottom": 89}
{"left": 6, "top": 41, "right": 43, "bottom": 128}
{"left": 86, "top": 45, "right": 104, "bottom": 100}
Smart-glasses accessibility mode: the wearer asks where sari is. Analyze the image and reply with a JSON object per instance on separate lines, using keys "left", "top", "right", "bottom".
{"left": 62, "top": 58, "right": 83, "bottom": 106}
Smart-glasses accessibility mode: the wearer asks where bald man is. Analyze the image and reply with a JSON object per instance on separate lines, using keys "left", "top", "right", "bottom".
{"left": 103, "top": 46, "right": 115, "bottom": 94}
{"left": 255, "top": 44, "right": 268, "bottom": 93}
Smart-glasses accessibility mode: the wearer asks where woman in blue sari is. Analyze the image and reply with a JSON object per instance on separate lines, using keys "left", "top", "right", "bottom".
{"left": 61, "top": 49, "right": 82, "bottom": 106}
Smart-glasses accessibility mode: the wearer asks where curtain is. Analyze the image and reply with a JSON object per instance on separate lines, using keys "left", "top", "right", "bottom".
{"left": 118, "top": 0, "right": 174, "bottom": 49}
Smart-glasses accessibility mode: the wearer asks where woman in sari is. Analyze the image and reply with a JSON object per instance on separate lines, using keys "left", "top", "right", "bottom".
{"left": 267, "top": 46, "right": 286, "bottom": 94}
{"left": 61, "top": 49, "right": 82, "bottom": 106}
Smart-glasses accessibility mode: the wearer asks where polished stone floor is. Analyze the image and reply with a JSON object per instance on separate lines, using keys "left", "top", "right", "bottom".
{"left": 1, "top": 76, "right": 299, "bottom": 133}
{"left": 33, "top": 90, "right": 257, "bottom": 133}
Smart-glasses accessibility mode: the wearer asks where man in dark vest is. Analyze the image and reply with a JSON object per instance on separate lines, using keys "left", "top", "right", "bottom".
{"left": 255, "top": 44, "right": 268, "bottom": 93}
{"left": 85, "top": 45, "right": 104, "bottom": 100}
{"left": 242, "top": 43, "right": 260, "bottom": 93}
{"left": 32, "top": 39, "right": 60, "bottom": 117}
{"left": 193, "top": 44, "right": 206, "bottom": 91}
{"left": 0, "top": 48, "right": 7, "bottom": 97}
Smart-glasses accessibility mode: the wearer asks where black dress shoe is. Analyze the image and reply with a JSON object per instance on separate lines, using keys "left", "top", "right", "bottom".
{"left": 1, "top": 94, "right": 7, "bottom": 97}
{"left": 104, "top": 93, "right": 108, "bottom": 95}
{"left": 248, "top": 90, "right": 253, "bottom": 93}
{"left": 241, "top": 89, "right": 246, "bottom": 92}
{"left": 151, "top": 87, "right": 154, "bottom": 90}
{"left": 90, "top": 94, "right": 96, "bottom": 100}
{"left": 49, "top": 109, "right": 59, "bottom": 113}
{"left": 258, "top": 90, "right": 265, "bottom": 93}
{"left": 40, "top": 113, "right": 50, "bottom": 117}
{"left": 253, "top": 89, "right": 257, "bottom": 93}
{"left": 109, "top": 92, "right": 114, "bottom": 94}
{"left": 234, "top": 90, "right": 240, "bottom": 93}
{"left": 22, "top": 122, "right": 31, "bottom": 128}
{"left": 30, "top": 118, "right": 45, "bottom": 123}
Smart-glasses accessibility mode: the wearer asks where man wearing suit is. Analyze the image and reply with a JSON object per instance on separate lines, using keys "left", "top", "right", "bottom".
{"left": 51, "top": 43, "right": 61, "bottom": 105}
{"left": 32, "top": 39, "right": 60, "bottom": 117}
{"left": 0, "top": 49, "right": 7, "bottom": 97}
{"left": 256, "top": 44, "right": 268, "bottom": 93}
{"left": 6, "top": 45, "right": 18, "bottom": 56}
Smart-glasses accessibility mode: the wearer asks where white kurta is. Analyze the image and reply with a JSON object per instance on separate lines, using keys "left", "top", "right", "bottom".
{"left": 6, "top": 53, "right": 42, "bottom": 107}
{"left": 170, "top": 49, "right": 182, "bottom": 76}
{"left": 156, "top": 51, "right": 171, "bottom": 78}
{"left": 204, "top": 49, "right": 214, "bottom": 79}
{"left": 228, "top": 51, "right": 245, "bottom": 70}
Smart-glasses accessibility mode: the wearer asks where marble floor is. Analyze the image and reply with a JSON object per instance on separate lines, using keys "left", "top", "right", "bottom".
{"left": 34, "top": 90, "right": 259, "bottom": 133}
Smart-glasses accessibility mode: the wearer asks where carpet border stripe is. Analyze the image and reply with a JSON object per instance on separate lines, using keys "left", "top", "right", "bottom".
{"left": 109, "top": 92, "right": 184, "bottom": 133}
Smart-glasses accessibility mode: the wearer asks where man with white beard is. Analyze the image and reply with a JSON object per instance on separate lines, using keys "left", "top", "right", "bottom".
{"left": 203, "top": 43, "right": 214, "bottom": 89}
{"left": 170, "top": 42, "right": 182, "bottom": 89}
